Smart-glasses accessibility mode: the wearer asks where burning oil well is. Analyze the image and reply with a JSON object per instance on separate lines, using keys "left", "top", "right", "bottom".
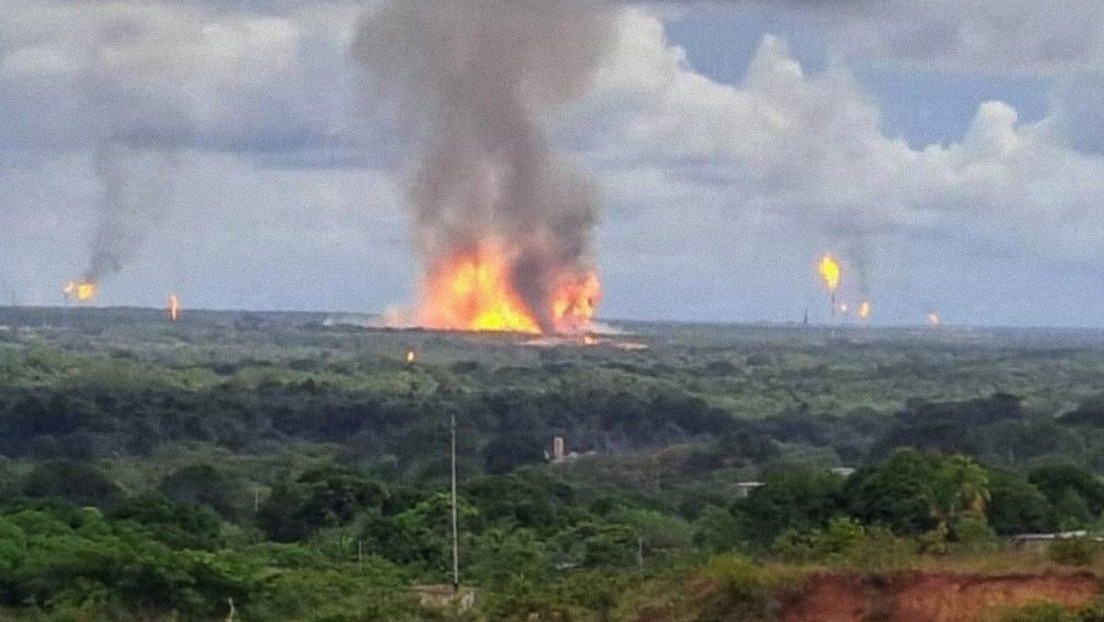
{"left": 352, "top": 0, "right": 616, "bottom": 335}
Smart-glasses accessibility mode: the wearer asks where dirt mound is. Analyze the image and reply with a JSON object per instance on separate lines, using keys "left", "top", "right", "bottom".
{"left": 782, "top": 571, "right": 1101, "bottom": 622}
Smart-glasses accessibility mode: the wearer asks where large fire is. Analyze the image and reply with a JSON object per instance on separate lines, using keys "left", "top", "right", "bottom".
{"left": 417, "top": 244, "right": 600, "bottom": 335}
{"left": 818, "top": 255, "right": 841, "bottom": 293}
{"left": 63, "top": 280, "right": 97, "bottom": 303}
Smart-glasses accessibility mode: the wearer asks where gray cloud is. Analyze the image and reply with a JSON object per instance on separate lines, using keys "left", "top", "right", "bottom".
{"left": 2, "top": 0, "right": 1104, "bottom": 326}
{"left": 571, "top": 9, "right": 1104, "bottom": 318}
{"left": 0, "top": 0, "right": 357, "bottom": 157}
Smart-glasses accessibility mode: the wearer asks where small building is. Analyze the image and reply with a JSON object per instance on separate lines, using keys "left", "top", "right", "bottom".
{"left": 736, "top": 482, "right": 765, "bottom": 498}
{"left": 1010, "top": 530, "right": 1102, "bottom": 552}
{"left": 552, "top": 436, "right": 565, "bottom": 462}
{"left": 547, "top": 437, "right": 585, "bottom": 464}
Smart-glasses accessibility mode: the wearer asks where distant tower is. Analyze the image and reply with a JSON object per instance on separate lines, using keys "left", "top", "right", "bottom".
{"left": 803, "top": 306, "right": 809, "bottom": 327}
{"left": 552, "top": 437, "right": 565, "bottom": 462}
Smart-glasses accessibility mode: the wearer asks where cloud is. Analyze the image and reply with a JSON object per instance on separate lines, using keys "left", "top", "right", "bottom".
{"left": 574, "top": 8, "right": 1104, "bottom": 263}
{"left": 0, "top": 1, "right": 362, "bottom": 157}
{"left": 2, "top": 0, "right": 1103, "bottom": 324}
{"left": 645, "top": 0, "right": 1104, "bottom": 74}
{"left": 812, "top": 0, "right": 1104, "bottom": 74}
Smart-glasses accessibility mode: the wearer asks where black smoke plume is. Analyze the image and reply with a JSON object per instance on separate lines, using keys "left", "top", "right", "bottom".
{"left": 351, "top": 0, "right": 616, "bottom": 332}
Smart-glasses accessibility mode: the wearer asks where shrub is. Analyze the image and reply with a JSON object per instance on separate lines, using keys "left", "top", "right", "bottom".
{"left": 695, "top": 557, "right": 777, "bottom": 622}
{"left": 1048, "top": 536, "right": 1099, "bottom": 567}
{"left": 1002, "top": 601, "right": 1078, "bottom": 622}
{"left": 1078, "top": 599, "right": 1104, "bottom": 622}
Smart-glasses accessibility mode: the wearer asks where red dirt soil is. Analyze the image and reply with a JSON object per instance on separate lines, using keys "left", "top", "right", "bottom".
{"left": 781, "top": 571, "right": 1101, "bottom": 622}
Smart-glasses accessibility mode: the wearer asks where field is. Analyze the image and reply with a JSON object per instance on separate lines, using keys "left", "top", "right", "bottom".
{"left": 2, "top": 306, "right": 1104, "bottom": 621}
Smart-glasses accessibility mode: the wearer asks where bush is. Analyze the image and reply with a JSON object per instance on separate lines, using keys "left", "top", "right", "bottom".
{"left": 694, "top": 557, "right": 777, "bottom": 622}
{"left": 1048, "top": 537, "right": 1099, "bottom": 567}
{"left": 1078, "top": 599, "right": 1104, "bottom": 622}
{"left": 1002, "top": 602, "right": 1078, "bottom": 622}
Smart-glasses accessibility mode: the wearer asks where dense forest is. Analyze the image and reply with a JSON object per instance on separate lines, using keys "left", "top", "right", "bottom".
{"left": 2, "top": 308, "right": 1104, "bottom": 621}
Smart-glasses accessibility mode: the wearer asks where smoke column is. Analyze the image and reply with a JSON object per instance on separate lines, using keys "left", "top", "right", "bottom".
{"left": 75, "top": 23, "right": 188, "bottom": 292}
{"left": 83, "top": 139, "right": 176, "bottom": 284}
{"left": 351, "top": 0, "right": 616, "bottom": 332}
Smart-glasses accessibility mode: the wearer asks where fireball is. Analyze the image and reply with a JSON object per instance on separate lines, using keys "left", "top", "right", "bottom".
{"left": 417, "top": 242, "right": 599, "bottom": 335}
{"left": 63, "top": 280, "right": 97, "bottom": 302}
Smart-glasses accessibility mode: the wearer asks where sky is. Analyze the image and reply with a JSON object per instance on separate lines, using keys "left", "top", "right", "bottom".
{"left": 1, "top": 0, "right": 1104, "bottom": 327}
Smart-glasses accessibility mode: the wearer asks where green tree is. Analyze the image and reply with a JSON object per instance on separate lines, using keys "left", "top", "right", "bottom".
{"left": 693, "top": 505, "right": 743, "bottom": 553}
{"left": 463, "top": 527, "right": 548, "bottom": 586}
{"left": 733, "top": 467, "right": 845, "bottom": 543}
{"left": 1027, "top": 464, "right": 1104, "bottom": 529}
{"left": 987, "top": 469, "right": 1057, "bottom": 535}
{"left": 110, "top": 493, "right": 224, "bottom": 550}
{"left": 160, "top": 463, "right": 244, "bottom": 519}
{"left": 258, "top": 468, "right": 388, "bottom": 542}
{"left": 845, "top": 449, "right": 940, "bottom": 535}
{"left": 22, "top": 460, "right": 123, "bottom": 509}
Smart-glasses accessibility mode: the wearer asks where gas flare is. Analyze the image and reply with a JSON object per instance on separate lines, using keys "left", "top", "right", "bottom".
{"left": 858, "top": 300, "right": 872, "bottom": 321}
{"left": 417, "top": 243, "right": 599, "bottom": 334}
{"left": 928, "top": 311, "right": 941, "bottom": 327}
{"left": 818, "top": 255, "right": 842, "bottom": 293}
{"left": 63, "top": 280, "right": 97, "bottom": 303}
{"left": 168, "top": 293, "right": 181, "bottom": 322}
{"left": 818, "top": 254, "right": 843, "bottom": 319}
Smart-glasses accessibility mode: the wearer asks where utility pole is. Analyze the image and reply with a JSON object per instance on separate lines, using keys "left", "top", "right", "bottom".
{"left": 450, "top": 409, "right": 460, "bottom": 594}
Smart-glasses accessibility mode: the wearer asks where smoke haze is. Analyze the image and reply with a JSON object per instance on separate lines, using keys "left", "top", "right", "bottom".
{"left": 351, "top": 0, "right": 617, "bottom": 332}
{"left": 84, "top": 140, "right": 177, "bottom": 284}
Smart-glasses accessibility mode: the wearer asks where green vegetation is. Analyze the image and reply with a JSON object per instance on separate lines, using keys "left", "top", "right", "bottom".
{"left": 3, "top": 309, "right": 1104, "bottom": 619}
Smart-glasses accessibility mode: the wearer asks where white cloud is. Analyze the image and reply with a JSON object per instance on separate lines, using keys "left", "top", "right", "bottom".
{"left": 761, "top": 0, "right": 1104, "bottom": 74}
{"left": 0, "top": 1, "right": 360, "bottom": 154}
{"left": 577, "top": 8, "right": 1104, "bottom": 265}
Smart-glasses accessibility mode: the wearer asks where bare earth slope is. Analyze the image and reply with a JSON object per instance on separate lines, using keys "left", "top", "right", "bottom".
{"left": 782, "top": 571, "right": 1100, "bottom": 622}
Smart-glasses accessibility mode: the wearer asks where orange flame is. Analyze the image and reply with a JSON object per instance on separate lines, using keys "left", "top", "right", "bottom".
{"left": 417, "top": 243, "right": 599, "bottom": 335}
{"left": 818, "top": 255, "right": 841, "bottom": 293}
{"left": 168, "top": 293, "right": 181, "bottom": 322}
{"left": 406, "top": 350, "right": 416, "bottom": 363}
{"left": 858, "top": 300, "right": 872, "bottom": 321}
{"left": 64, "top": 280, "right": 97, "bottom": 303}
